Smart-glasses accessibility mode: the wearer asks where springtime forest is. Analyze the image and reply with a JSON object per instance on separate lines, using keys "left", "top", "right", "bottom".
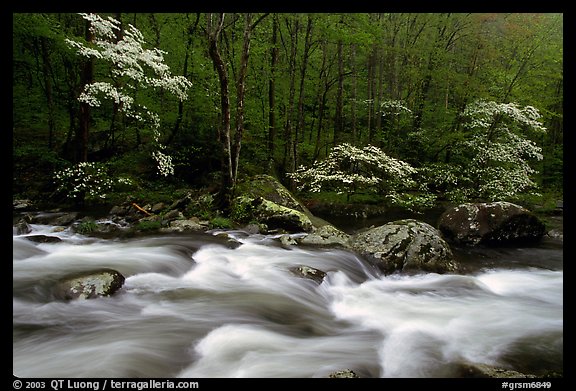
{"left": 13, "top": 12, "right": 563, "bottom": 215}
{"left": 12, "top": 12, "right": 565, "bottom": 380}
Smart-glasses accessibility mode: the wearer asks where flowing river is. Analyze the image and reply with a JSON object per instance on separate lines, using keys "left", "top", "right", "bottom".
{"left": 13, "top": 219, "right": 563, "bottom": 378}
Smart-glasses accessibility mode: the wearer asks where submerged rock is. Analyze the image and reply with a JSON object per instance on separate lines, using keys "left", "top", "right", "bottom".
{"left": 438, "top": 202, "right": 546, "bottom": 246}
{"left": 349, "top": 219, "right": 458, "bottom": 274}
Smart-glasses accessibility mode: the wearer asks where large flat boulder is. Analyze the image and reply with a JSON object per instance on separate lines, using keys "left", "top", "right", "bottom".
{"left": 438, "top": 202, "right": 546, "bottom": 246}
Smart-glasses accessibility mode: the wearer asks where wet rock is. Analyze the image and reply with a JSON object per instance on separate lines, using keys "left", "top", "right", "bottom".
{"left": 289, "top": 265, "right": 327, "bottom": 284}
{"left": 29, "top": 212, "right": 79, "bottom": 226}
{"left": 14, "top": 219, "right": 32, "bottom": 235}
{"left": 438, "top": 202, "right": 546, "bottom": 246}
{"left": 457, "top": 362, "right": 537, "bottom": 378}
{"left": 299, "top": 224, "right": 350, "bottom": 247}
{"left": 53, "top": 269, "right": 125, "bottom": 300}
{"left": 328, "top": 369, "right": 360, "bottom": 378}
{"left": 163, "top": 218, "right": 206, "bottom": 232}
{"left": 24, "top": 235, "right": 62, "bottom": 243}
{"left": 349, "top": 219, "right": 458, "bottom": 274}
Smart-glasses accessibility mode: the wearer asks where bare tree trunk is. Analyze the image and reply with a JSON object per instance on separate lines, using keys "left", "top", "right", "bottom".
{"left": 231, "top": 13, "right": 253, "bottom": 182}
{"left": 169, "top": 14, "right": 200, "bottom": 146}
{"left": 77, "top": 19, "right": 94, "bottom": 163}
{"left": 39, "top": 37, "right": 55, "bottom": 150}
{"left": 350, "top": 43, "right": 357, "bottom": 144}
{"left": 294, "top": 15, "right": 314, "bottom": 169}
{"left": 333, "top": 38, "right": 344, "bottom": 146}
{"left": 207, "top": 13, "right": 233, "bottom": 211}
{"left": 267, "top": 15, "right": 278, "bottom": 169}
{"left": 282, "top": 16, "right": 299, "bottom": 176}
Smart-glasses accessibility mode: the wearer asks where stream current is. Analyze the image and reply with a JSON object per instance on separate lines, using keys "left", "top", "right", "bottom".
{"left": 13, "top": 219, "right": 563, "bottom": 378}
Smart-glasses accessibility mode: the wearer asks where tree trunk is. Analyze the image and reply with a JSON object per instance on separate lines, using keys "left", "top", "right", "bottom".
{"left": 267, "top": 15, "right": 278, "bottom": 169}
{"left": 39, "top": 37, "right": 55, "bottom": 150}
{"left": 231, "top": 13, "right": 253, "bottom": 182}
{"left": 282, "top": 16, "right": 299, "bottom": 177}
{"left": 207, "top": 13, "right": 233, "bottom": 212}
{"left": 169, "top": 13, "right": 199, "bottom": 146}
{"left": 333, "top": 38, "right": 344, "bottom": 146}
{"left": 350, "top": 43, "right": 357, "bottom": 144}
{"left": 295, "top": 15, "right": 313, "bottom": 169}
{"left": 77, "top": 19, "right": 94, "bottom": 163}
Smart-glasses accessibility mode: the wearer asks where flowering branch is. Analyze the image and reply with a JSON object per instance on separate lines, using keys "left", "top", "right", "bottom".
{"left": 66, "top": 13, "right": 192, "bottom": 177}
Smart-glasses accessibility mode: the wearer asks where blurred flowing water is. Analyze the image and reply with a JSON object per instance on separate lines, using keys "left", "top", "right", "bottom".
{"left": 13, "top": 223, "right": 562, "bottom": 378}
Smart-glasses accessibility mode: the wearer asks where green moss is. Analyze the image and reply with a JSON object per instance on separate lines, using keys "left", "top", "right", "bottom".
{"left": 136, "top": 220, "right": 163, "bottom": 231}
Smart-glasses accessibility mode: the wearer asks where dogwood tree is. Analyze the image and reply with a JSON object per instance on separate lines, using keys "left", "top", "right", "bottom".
{"left": 421, "top": 100, "right": 546, "bottom": 201}
{"left": 65, "top": 13, "right": 192, "bottom": 176}
{"left": 288, "top": 143, "right": 419, "bottom": 205}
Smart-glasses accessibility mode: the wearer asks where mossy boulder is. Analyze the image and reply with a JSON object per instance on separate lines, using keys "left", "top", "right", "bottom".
{"left": 236, "top": 174, "right": 311, "bottom": 215}
{"left": 438, "top": 202, "right": 546, "bottom": 246}
{"left": 349, "top": 219, "right": 459, "bottom": 274}
{"left": 250, "top": 197, "right": 314, "bottom": 233}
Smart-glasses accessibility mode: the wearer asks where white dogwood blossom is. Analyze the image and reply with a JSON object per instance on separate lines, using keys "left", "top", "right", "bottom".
{"left": 66, "top": 13, "right": 193, "bottom": 177}
{"left": 424, "top": 100, "right": 546, "bottom": 201}
{"left": 54, "top": 162, "right": 119, "bottom": 202}
{"left": 289, "top": 143, "right": 417, "bottom": 204}
{"left": 379, "top": 99, "right": 412, "bottom": 116}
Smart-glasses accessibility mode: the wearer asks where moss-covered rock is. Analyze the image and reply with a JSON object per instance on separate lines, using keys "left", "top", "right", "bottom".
{"left": 349, "top": 219, "right": 459, "bottom": 274}
{"left": 438, "top": 201, "right": 546, "bottom": 246}
{"left": 251, "top": 197, "right": 314, "bottom": 233}
{"left": 236, "top": 174, "right": 311, "bottom": 214}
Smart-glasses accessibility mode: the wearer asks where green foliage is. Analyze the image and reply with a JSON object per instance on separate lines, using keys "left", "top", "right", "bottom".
{"left": 136, "top": 220, "right": 163, "bottom": 231}
{"left": 209, "top": 216, "right": 233, "bottom": 229}
{"left": 230, "top": 196, "right": 255, "bottom": 223}
{"left": 185, "top": 193, "right": 216, "bottom": 221}
{"left": 75, "top": 219, "right": 98, "bottom": 234}
{"left": 12, "top": 12, "right": 562, "bottom": 210}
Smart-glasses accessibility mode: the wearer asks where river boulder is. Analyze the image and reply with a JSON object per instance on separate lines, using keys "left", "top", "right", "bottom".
{"left": 52, "top": 269, "right": 125, "bottom": 300}
{"left": 438, "top": 202, "right": 546, "bottom": 246}
{"left": 298, "top": 224, "right": 351, "bottom": 247}
{"left": 236, "top": 174, "right": 311, "bottom": 214}
{"left": 349, "top": 219, "right": 459, "bottom": 274}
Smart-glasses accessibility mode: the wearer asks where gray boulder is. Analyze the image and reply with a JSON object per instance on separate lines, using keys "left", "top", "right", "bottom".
{"left": 53, "top": 269, "right": 125, "bottom": 300}
{"left": 349, "top": 219, "right": 459, "bottom": 274}
{"left": 298, "top": 224, "right": 351, "bottom": 247}
{"left": 438, "top": 202, "right": 546, "bottom": 246}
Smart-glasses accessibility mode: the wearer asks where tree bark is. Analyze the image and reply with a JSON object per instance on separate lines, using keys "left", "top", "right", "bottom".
{"left": 267, "top": 15, "right": 279, "bottom": 169}
{"left": 77, "top": 19, "right": 94, "bottom": 163}
{"left": 206, "top": 13, "right": 233, "bottom": 211}
{"left": 231, "top": 13, "right": 253, "bottom": 182}
{"left": 333, "top": 38, "right": 344, "bottom": 146}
